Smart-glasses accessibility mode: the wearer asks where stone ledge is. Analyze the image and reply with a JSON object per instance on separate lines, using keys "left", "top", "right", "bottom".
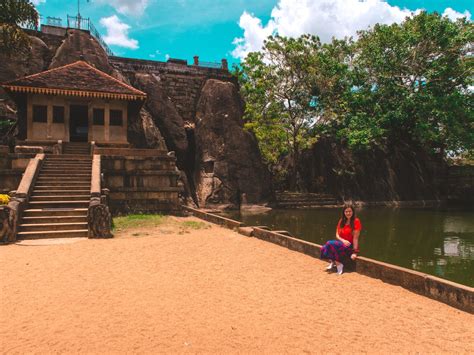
{"left": 183, "top": 206, "right": 474, "bottom": 314}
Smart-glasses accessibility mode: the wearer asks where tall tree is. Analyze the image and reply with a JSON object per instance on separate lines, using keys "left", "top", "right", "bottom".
{"left": 340, "top": 12, "right": 474, "bottom": 153}
{"left": 0, "top": 0, "right": 38, "bottom": 56}
{"left": 240, "top": 35, "right": 321, "bottom": 189}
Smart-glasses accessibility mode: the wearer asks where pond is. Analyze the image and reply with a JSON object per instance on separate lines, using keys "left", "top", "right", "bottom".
{"left": 223, "top": 207, "right": 474, "bottom": 287}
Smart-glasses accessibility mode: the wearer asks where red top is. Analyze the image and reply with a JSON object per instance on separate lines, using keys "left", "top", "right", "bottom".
{"left": 337, "top": 218, "right": 362, "bottom": 244}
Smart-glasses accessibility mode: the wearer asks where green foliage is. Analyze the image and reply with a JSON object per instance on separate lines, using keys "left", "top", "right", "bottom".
{"left": 239, "top": 12, "right": 473, "bottom": 164}
{"left": 0, "top": 0, "right": 38, "bottom": 56}
{"left": 113, "top": 214, "right": 165, "bottom": 231}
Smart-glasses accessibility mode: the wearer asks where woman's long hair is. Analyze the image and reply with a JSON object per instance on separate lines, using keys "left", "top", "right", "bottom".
{"left": 339, "top": 204, "right": 356, "bottom": 230}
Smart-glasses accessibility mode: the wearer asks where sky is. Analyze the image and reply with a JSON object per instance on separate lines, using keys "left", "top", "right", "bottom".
{"left": 32, "top": 0, "right": 473, "bottom": 66}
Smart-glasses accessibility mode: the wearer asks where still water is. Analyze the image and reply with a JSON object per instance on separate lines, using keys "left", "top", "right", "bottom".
{"left": 224, "top": 207, "right": 474, "bottom": 286}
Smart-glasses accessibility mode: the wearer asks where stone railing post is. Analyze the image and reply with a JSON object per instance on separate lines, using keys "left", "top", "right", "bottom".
{"left": 90, "top": 141, "right": 96, "bottom": 156}
{"left": 1, "top": 153, "right": 44, "bottom": 243}
{"left": 88, "top": 154, "right": 113, "bottom": 238}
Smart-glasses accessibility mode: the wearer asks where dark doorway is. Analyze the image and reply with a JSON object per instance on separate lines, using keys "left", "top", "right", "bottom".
{"left": 69, "top": 105, "right": 89, "bottom": 142}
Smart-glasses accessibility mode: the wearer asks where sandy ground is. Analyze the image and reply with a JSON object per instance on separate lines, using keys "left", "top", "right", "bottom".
{"left": 1, "top": 216, "right": 473, "bottom": 354}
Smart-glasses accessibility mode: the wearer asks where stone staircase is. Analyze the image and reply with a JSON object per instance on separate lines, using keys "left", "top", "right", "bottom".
{"left": 275, "top": 191, "right": 341, "bottom": 208}
{"left": 17, "top": 143, "right": 92, "bottom": 239}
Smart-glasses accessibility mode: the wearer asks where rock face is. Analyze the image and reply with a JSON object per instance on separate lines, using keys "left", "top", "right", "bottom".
{"left": 0, "top": 36, "right": 50, "bottom": 84}
{"left": 49, "top": 29, "right": 112, "bottom": 73}
{"left": 131, "top": 73, "right": 188, "bottom": 159}
{"left": 194, "top": 79, "right": 271, "bottom": 208}
{"left": 299, "top": 137, "right": 446, "bottom": 202}
{"left": 128, "top": 107, "right": 167, "bottom": 150}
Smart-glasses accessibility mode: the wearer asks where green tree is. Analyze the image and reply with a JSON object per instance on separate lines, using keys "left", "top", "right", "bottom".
{"left": 0, "top": 0, "right": 38, "bottom": 56}
{"left": 240, "top": 35, "right": 321, "bottom": 189}
{"left": 341, "top": 12, "right": 474, "bottom": 153}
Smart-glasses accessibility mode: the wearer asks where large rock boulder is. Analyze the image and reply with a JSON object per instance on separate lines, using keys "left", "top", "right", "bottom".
{"left": 194, "top": 79, "right": 271, "bottom": 208}
{"left": 49, "top": 29, "right": 112, "bottom": 73}
{"left": 299, "top": 137, "right": 446, "bottom": 202}
{"left": 128, "top": 107, "right": 167, "bottom": 150}
{"left": 132, "top": 73, "right": 188, "bottom": 158}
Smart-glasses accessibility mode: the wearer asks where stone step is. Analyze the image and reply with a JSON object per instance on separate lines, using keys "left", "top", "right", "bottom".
{"left": 46, "top": 156, "right": 92, "bottom": 160}
{"left": 38, "top": 173, "right": 91, "bottom": 178}
{"left": 23, "top": 208, "right": 88, "bottom": 217}
{"left": 36, "top": 176, "right": 91, "bottom": 181}
{"left": 34, "top": 185, "right": 91, "bottom": 189}
{"left": 17, "top": 229, "right": 89, "bottom": 240}
{"left": 28, "top": 200, "right": 90, "bottom": 208}
{"left": 30, "top": 195, "right": 90, "bottom": 201}
{"left": 32, "top": 189, "right": 90, "bottom": 196}
{"left": 19, "top": 222, "right": 88, "bottom": 232}
{"left": 22, "top": 216, "right": 88, "bottom": 224}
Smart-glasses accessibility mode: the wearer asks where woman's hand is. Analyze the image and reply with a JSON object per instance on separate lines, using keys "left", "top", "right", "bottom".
{"left": 351, "top": 253, "right": 358, "bottom": 260}
{"left": 341, "top": 239, "right": 351, "bottom": 247}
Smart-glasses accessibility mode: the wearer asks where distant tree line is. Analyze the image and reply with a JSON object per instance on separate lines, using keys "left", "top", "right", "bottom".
{"left": 234, "top": 12, "right": 473, "bottom": 188}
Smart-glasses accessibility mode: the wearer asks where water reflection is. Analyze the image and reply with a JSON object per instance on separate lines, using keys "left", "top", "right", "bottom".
{"left": 224, "top": 207, "right": 474, "bottom": 286}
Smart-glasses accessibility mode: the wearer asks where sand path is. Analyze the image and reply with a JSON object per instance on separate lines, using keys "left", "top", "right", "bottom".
{"left": 1, "top": 217, "right": 472, "bottom": 353}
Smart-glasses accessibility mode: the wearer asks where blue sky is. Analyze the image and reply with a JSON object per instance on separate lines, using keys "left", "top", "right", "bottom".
{"left": 33, "top": 0, "right": 473, "bottom": 66}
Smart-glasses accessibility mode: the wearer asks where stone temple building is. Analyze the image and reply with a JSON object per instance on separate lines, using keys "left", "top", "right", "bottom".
{"left": 3, "top": 61, "right": 146, "bottom": 144}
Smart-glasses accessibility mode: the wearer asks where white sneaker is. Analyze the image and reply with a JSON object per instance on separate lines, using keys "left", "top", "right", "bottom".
{"left": 336, "top": 263, "right": 344, "bottom": 275}
{"left": 326, "top": 261, "right": 335, "bottom": 270}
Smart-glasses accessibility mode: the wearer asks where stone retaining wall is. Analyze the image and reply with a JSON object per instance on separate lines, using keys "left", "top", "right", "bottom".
{"left": 102, "top": 154, "right": 181, "bottom": 215}
{"left": 182, "top": 206, "right": 474, "bottom": 313}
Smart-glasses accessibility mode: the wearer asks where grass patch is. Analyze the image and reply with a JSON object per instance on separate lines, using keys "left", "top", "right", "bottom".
{"left": 113, "top": 214, "right": 166, "bottom": 231}
{"left": 180, "top": 220, "right": 209, "bottom": 230}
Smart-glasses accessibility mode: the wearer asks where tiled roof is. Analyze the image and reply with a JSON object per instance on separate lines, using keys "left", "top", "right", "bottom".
{"left": 2, "top": 61, "right": 146, "bottom": 100}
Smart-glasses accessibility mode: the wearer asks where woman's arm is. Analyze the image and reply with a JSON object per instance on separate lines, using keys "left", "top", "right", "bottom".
{"left": 350, "top": 230, "right": 360, "bottom": 260}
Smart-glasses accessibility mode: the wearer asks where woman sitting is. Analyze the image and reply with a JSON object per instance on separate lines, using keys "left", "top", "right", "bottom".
{"left": 320, "top": 205, "right": 361, "bottom": 275}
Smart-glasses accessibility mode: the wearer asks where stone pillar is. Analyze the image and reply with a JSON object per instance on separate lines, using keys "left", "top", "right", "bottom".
{"left": 221, "top": 59, "right": 228, "bottom": 71}
{"left": 193, "top": 56, "right": 199, "bottom": 66}
{"left": 46, "top": 97, "right": 52, "bottom": 139}
{"left": 105, "top": 102, "right": 110, "bottom": 142}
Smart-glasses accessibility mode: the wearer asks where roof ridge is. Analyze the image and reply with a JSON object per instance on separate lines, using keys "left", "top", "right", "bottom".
{"left": 4, "top": 61, "right": 83, "bottom": 84}
{"left": 78, "top": 61, "right": 146, "bottom": 96}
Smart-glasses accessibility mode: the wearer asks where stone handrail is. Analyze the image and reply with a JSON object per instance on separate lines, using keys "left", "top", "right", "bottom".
{"left": 91, "top": 154, "right": 101, "bottom": 198}
{"left": 88, "top": 154, "right": 113, "bottom": 238}
{"left": 1, "top": 153, "right": 44, "bottom": 243}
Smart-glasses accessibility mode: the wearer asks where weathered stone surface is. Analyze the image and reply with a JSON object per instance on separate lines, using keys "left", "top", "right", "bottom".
{"left": 128, "top": 107, "right": 167, "bottom": 150}
{"left": 131, "top": 73, "right": 188, "bottom": 157}
{"left": 49, "top": 29, "right": 112, "bottom": 73}
{"left": 87, "top": 198, "right": 113, "bottom": 238}
{"left": 299, "top": 137, "right": 446, "bottom": 202}
{"left": 0, "top": 36, "right": 50, "bottom": 85}
{"left": 194, "top": 79, "right": 271, "bottom": 208}
{"left": 0, "top": 202, "right": 18, "bottom": 243}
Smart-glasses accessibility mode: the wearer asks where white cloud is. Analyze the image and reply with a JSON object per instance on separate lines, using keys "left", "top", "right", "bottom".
{"left": 233, "top": 0, "right": 417, "bottom": 59}
{"left": 31, "top": 0, "right": 46, "bottom": 5}
{"left": 165, "top": 54, "right": 170, "bottom": 60}
{"left": 442, "top": 8, "right": 471, "bottom": 21}
{"left": 96, "top": 0, "right": 149, "bottom": 17}
{"left": 100, "top": 15, "right": 139, "bottom": 49}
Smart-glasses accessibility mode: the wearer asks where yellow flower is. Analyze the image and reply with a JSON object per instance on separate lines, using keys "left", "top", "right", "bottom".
{"left": 0, "top": 194, "right": 10, "bottom": 205}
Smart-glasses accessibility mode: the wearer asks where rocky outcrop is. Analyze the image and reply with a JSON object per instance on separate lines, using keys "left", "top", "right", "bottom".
{"left": 193, "top": 79, "right": 271, "bottom": 208}
{"left": 49, "top": 29, "right": 112, "bottom": 73}
{"left": 299, "top": 137, "right": 446, "bottom": 202}
{"left": 128, "top": 107, "right": 167, "bottom": 150}
{"left": 131, "top": 73, "right": 188, "bottom": 158}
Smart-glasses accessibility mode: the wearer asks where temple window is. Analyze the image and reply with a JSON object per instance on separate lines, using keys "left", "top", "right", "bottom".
{"left": 93, "top": 108, "right": 105, "bottom": 125}
{"left": 32, "top": 105, "right": 47, "bottom": 123}
{"left": 110, "top": 109, "right": 123, "bottom": 126}
{"left": 52, "top": 106, "right": 65, "bottom": 123}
